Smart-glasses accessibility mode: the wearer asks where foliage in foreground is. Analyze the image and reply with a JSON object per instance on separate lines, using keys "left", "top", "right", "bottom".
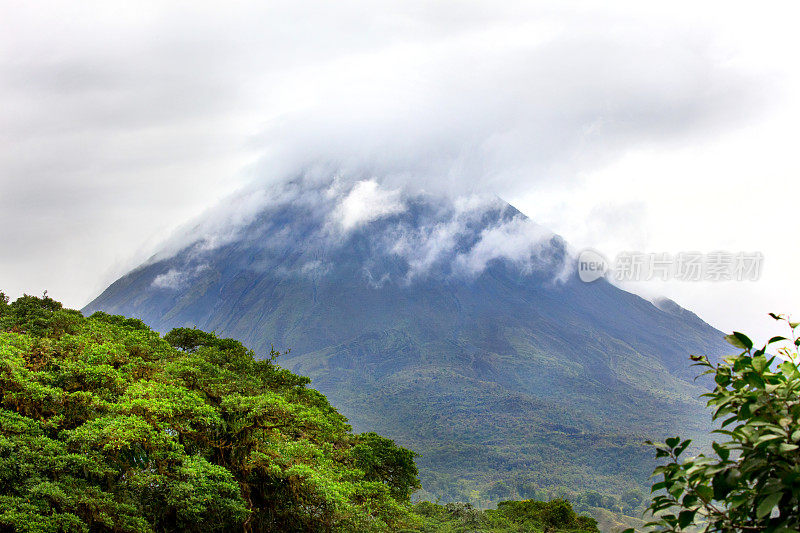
{"left": 636, "top": 315, "right": 800, "bottom": 532}
{"left": 0, "top": 292, "right": 420, "bottom": 532}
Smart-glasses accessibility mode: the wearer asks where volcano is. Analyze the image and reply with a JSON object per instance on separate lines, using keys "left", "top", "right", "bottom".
{"left": 84, "top": 176, "right": 727, "bottom": 504}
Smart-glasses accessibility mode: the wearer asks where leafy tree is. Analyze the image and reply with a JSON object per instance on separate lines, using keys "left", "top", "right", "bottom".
{"left": 412, "top": 498, "right": 598, "bottom": 532}
{"left": 579, "top": 491, "right": 605, "bottom": 510}
{"left": 636, "top": 315, "right": 800, "bottom": 532}
{"left": 414, "top": 501, "right": 483, "bottom": 531}
{"left": 0, "top": 293, "right": 419, "bottom": 532}
{"left": 486, "top": 481, "right": 512, "bottom": 501}
{"left": 163, "top": 326, "right": 245, "bottom": 354}
{"left": 620, "top": 489, "right": 645, "bottom": 515}
{"left": 352, "top": 432, "right": 420, "bottom": 501}
{"left": 489, "top": 499, "right": 599, "bottom": 532}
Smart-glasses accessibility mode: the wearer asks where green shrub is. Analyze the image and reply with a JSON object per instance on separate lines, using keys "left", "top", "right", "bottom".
{"left": 636, "top": 315, "right": 800, "bottom": 532}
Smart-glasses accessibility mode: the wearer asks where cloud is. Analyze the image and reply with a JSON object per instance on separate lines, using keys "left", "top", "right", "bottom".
{"left": 452, "top": 217, "right": 554, "bottom": 277}
{"left": 151, "top": 269, "right": 188, "bottom": 289}
{"left": 330, "top": 179, "right": 405, "bottom": 232}
{"left": 152, "top": 264, "right": 209, "bottom": 290}
{"left": 144, "top": 176, "right": 562, "bottom": 289}
{"left": 248, "top": 13, "right": 759, "bottom": 198}
{"left": 0, "top": 1, "right": 775, "bottom": 310}
{"left": 385, "top": 193, "right": 509, "bottom": 280}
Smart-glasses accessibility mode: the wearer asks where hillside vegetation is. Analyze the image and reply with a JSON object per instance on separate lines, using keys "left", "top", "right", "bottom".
{"left": 0, "top": 292, "right": 598, "bottom": 532}
{"left": 84, "top": 186, "right": 728, "bottom": 508}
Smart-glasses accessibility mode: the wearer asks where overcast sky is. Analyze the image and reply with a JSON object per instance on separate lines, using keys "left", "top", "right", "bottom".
{"left": 1, "top": 0, "right": 798, "bottom": 345}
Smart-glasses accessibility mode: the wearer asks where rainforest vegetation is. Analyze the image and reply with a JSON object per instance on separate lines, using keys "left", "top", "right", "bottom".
{"left": 4, "top": 291, "right": 798, "bottom": 532}
{"left": 0, "top": 292, "right": 599, "bottom": 532}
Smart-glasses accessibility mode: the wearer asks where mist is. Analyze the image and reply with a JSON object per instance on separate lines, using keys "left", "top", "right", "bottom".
{"left": 141, "top": 175, "right": 563, "bottom": 294}
{"left": 1, "top": 1, "right": 796, "bottom": 343}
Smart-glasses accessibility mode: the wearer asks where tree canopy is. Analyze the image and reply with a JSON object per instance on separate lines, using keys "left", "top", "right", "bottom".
{"left": 412, "top": 498, "right": 599, "bottom": 532}
{"left": 0, "top": 293, "right": 419, "bottom": 532}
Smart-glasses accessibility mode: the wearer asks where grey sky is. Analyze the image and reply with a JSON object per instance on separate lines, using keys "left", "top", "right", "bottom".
{"left": 1, "top": 1, "right": 798, "bottom": 344}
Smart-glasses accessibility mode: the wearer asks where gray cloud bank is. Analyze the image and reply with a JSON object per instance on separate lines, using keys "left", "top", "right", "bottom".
{"left": 0, "top": 1, "right": 765, "bottom": 306}
{"left": 147, "top": 176, "right": 563, "bottom": 292}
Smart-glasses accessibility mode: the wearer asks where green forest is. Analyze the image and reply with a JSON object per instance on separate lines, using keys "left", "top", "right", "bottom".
{"left": 0, "top": 292, "right": 599, "bottom": 532}
{"left": 5, "top": 291, "right": 800, "bottom": 532}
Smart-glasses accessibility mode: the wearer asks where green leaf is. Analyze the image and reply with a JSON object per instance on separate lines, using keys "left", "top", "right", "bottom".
{"left": 675, "top": 439, "right": 692, "bottom": 457}
{"left": 745, "top": 372, "right": 765, "bottom": 389}
{"left": 756, "top": 491, "right": 781, "bottom": 518}
{"left": 725, "top": 332, "right": 753, "bottom": 350}
{"left": 694, "top": 484, "right": 713, "bottom": 502}
{"left": 678, "top": 509, "right": 696, "bottom": 528}
{"left": 715, "top": 373, "right": 731, "bottom": 387}
{"left": 755, "top": 433, "right": 783, "bottom": 446}
{"left": 712, "top": 442, "right": 730, "bottom": 461}
{"left": 779, "top": 361, "right": 800, "bottom": 380}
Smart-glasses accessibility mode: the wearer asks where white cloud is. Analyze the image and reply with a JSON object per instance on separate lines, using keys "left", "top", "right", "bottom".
{"left": 330, "top": 179, "right": 405, "bottom": 232}
{"left": 143, "top": 175, "right": 560, "bottom": 286}
{"left": 300, "top": 260, "right": 330, "bottom": 277}
{"left": 393, "top": 220, "right": 462, "bottom": 278}
{"left": 385, "top": 194, "right": 510, "bottom": 280}
{"left": 151, "top": 264, "right": 209, "bottom": 290}
{"left": 0, "top": 0, "right": 796, "bottom": 342}
{"left": 453, "top": 217, "right": 553, "bottom": 277}
{"left": 152, "top": 269, "right": 187, "bottom": 289}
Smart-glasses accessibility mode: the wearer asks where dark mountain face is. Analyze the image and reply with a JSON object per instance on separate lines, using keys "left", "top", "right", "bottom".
{"left": 84, "top": 177, "right": 728, "bottom": 503}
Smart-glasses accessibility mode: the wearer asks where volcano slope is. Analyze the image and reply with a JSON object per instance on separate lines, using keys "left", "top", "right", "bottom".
{"left": 84, "top": 177, "right": 727, "bottom": 505}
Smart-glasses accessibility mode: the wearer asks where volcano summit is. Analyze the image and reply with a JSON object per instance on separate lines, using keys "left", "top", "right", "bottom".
{"left": 85, "top": 175, "right": 726, "bottom": 504}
